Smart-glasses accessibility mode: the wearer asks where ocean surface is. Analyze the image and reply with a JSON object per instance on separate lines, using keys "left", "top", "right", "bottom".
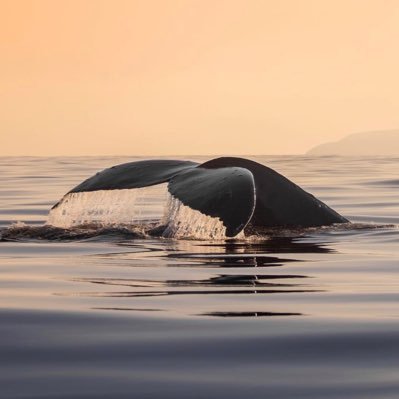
{"left": 1, "top": 155, "right": 399, "bottom": 398}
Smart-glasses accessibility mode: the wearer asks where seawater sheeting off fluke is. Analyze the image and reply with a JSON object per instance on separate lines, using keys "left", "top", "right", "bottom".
{"left": 47, "top": 184, "right": 168, "bottom": 229}
{"left": 161, "top": 194, "right": 229, "bottom": 240}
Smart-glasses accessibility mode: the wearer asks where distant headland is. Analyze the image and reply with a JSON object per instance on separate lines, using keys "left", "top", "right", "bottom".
{"left": 306, "top": 130, "right": 399, "bottom": 156}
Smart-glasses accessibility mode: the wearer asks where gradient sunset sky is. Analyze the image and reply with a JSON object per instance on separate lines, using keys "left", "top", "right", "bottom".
{"left": 2, "top": 0, "right": 399, "bottom": 155}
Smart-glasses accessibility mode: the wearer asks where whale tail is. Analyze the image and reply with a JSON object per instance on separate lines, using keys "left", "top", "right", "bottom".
{"left": 48, "top": 157, "right": 347, "bottom": 238}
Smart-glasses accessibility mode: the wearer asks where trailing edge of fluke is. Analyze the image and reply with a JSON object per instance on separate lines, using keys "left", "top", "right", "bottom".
{"left": 53, "top": 157, "right": 348, "bottom": 237}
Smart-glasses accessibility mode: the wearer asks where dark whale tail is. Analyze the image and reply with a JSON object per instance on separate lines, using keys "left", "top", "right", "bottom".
{"left": 49, "top": 157, "right": 348, "bottom": 237}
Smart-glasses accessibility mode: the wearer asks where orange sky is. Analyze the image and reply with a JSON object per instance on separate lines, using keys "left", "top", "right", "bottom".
{"left": 1, "top": 0, "right": 399, "bottom": 155}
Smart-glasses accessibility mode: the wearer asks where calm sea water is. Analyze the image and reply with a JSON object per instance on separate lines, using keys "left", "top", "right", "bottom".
{"left": 1, "top": 155, "right": 399, "bottom": 399}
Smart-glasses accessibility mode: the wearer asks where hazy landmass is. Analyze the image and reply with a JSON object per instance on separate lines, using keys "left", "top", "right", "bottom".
{"left": 307, "top": 130, "right": 399, "bottom": 155}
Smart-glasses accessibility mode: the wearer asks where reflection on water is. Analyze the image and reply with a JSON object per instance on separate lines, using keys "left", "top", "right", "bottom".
{"left": 49, "top": 237, "right": 325, "bottom": 315}
{"left": 202, "top": 311, "right": 303, "bottom": 317}
{"left": 199, "top": 237, "right": 335, "bottom": 253}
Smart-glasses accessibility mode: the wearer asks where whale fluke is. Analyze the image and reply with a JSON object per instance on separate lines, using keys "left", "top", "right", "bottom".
{"left": 48, "top": 157, "right": 348, "bottom": 237}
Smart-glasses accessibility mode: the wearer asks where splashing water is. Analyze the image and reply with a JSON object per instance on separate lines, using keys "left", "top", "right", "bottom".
{"left": 47, "top": 184, "right": 168, "bottom": 229}
{"left": 45, "top": 185, "right": 234, "bottom": 240}
{"left": 161, "top": 194, "right": 232, "bottom": 240}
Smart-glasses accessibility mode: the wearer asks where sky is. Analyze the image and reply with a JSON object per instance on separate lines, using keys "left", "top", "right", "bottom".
{"left": 1, "top": 0, "right": 399, "bottom": 156}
